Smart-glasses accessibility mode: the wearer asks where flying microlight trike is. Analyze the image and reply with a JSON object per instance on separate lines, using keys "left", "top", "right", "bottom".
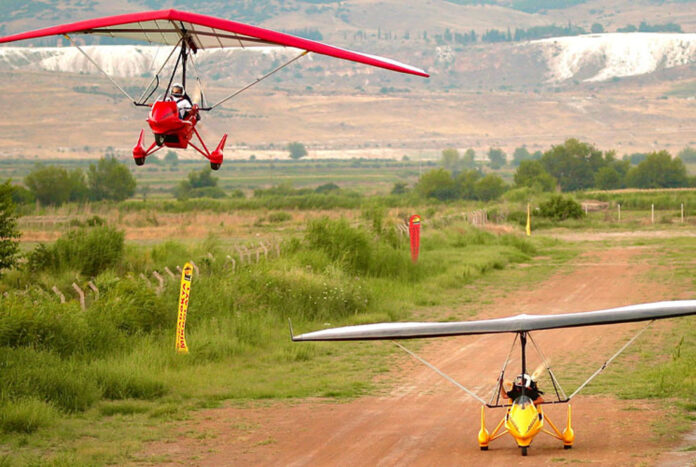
{"left": 0, "top": 10, "right": 428, "bottom": 170}
{"left": 291, "top": 300, "right": 696, "bottom": 456}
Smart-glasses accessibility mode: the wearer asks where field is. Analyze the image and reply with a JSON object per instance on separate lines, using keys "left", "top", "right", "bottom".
{"left": 3, "top": 67, "right": 696, "bottom": 163}
{"left": 1, "top": 158, "right": 696, "bottom": 465}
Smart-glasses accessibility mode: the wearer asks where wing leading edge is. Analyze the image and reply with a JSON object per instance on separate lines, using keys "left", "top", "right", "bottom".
{"left": 0, "top": 9, "right": 428, "bottom": 78}
{"left": 291, "top": 300, "right": 696, "bottom": 341}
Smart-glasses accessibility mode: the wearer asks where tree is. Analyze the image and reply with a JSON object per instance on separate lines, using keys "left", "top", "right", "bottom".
{"left": 591, "top": 23, "right": 605, "bottom": 33}
{"left": 462, "top": 148, "right": 476, "bottom": 169}
{"left": 625, "top": 153, "right": 647, "bottom": 165}
{"left": 487, "top": 147, "right": 507, "bottom": 170}
{"left": 514, "top": 160, "right": 556, "bottom": 192}
{"left": 625, "top": 151, "right": 689, "bottom": 188}
{"left": 0, "top": 181, "right": 20, "bottom": 274}
{"left": 474, "top": 174, "right": 506, "bottom": 201}
{"left": 175, "top": 167, "right": 225, "bottom": 200}
{"left": 415, "top": 168, "right": 456, "bottom": 200}
{"left": 677, "top": 146, "right": 696, "bottom": 163}
{"left": 391, "top": 182, "right": 408, "bottom": 195}
{"left": 440, "top": 148, "right": 461, "bottom": 172}
{"left": 188, "top": 167, "right": 218, "bottom": 188}
{"left": 288, "top": 142, "right": 308, "bottom": 160}
{"left": 87, "top": 157, "right": 136, "bottom": 201}
{"left": 25, "top": 165, "right": 88, "bottom": 206}
{"left": 541, "top": 139, "right": 606, "bottom": 191}
{"left": 512, "top": 146, "right": 532, "bottom": 167}
{"left": 594, "top": 166, "right": 622, "bottom": 190}
{"left": 454, "top": 169, "right": 481, "bottom": 200}
{"left": 164, "top": 150, "right": 179, "bottom": 165}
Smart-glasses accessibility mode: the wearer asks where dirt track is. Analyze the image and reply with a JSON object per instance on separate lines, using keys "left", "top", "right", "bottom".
{"left": 143, "top": 246, "right": 696, "bottom": 466}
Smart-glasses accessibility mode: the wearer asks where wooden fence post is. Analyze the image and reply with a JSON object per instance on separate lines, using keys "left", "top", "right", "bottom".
{"left": 235, "top": 246, "right": 246, "bottom": 264}
{"left": 152, "top": 271, "right": 164, "bottom": 294}
{"left": 87, "top": 281, "right": 99, "bottom": 300}
{"left": 72, "top": 283, "right": 85, "bottom": 310}
{"left": 260, "top": 242, "right": 268, "bottom": 259}
{"left": 52, "top": 286, "right": 65, "bottom": 304}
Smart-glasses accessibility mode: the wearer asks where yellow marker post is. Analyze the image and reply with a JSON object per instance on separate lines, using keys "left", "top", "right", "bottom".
{"left": 175, "top": 262, "right": 193, "bottom": 354}
{"left": 526, "top": 203, "right": 531, "bottom": 237}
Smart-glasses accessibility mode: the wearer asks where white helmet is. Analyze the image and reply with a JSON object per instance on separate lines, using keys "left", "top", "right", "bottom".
{"left": 515, "top": 374, "right": 532, "bottom": 388}
{"left": 171, "top": 83, "right": 185, "bottom": 98}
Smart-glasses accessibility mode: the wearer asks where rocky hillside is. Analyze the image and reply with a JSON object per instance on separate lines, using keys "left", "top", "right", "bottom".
{"left": 2, "top": 32, "right": 696, "bottom": 90}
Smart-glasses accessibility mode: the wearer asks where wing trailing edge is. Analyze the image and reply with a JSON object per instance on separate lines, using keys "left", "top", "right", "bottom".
{"left": 0, "top": 9, "right": 428, "bottom": 78}
{"left": 291, "top": 300, "right": 696, "bottom": 341}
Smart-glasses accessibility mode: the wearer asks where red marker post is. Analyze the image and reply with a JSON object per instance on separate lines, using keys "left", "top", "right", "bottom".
{"left": 409, "top": 215, "right": 421, "bottom": 263}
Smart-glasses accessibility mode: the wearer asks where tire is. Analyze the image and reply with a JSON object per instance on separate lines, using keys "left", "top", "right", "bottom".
{"left": 521, "top": 446, "right": 528, "bottom": 456}
{"left": 155, "top": 134, "right": 165, "bottom": 146}
{"left": 480, "top": 446, "right": 488, "bottom": 451}
{"left": 134, "top": 157, "right": 145, "bottom": 166}
{"left": 210, "top": 162, "right": 221, "bottom": 171}
{"left": 564, "top": 445, "right": 572, "bottom": 450}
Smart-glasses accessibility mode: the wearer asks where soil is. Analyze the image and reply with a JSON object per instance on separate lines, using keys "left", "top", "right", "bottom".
{"left": 141, "top": 246, "right": 696, "bottom": 466}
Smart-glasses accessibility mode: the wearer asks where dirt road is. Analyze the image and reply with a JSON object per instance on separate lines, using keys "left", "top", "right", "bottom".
{"left": 143, "top": 246, "right": 695, "bottom": 466}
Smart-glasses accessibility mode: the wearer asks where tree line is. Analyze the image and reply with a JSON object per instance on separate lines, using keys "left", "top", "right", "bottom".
{"left": 13, "top": 157, "right": 136, "bottom": 206}
{"left": 415, "top": 139, "right": 696, "bottom": 202}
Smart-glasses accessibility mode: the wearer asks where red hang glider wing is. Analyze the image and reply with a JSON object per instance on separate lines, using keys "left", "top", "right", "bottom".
{"left": 0, "top": 9, "right": 429, "bottom": 77}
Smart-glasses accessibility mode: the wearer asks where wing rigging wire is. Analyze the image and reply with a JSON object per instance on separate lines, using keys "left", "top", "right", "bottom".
{"left": 136, "top": 39, "right": 182, "bottom": 105}
{"left": 568, "top": 320, "right": 654, "bottom": 399}
{"left": 64, "top": 33, "right": 136, "bottom": 103}
{"left": 206, "top": 49, "right": 309, "bottom": 110}
{"left": 393, "top": 341, "right": 488, "bottom": 405}
{"left": 188, "top": 52, "right": 208, "bottom": 108}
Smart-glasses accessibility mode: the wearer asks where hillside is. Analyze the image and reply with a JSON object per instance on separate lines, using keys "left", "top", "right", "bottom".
{"left": 3, "top": 1, "right": 696, "bottom": 161}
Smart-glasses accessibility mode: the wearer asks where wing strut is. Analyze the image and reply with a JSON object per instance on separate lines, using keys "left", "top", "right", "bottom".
{"left": 136, "top": 39, "right": 182, "bottom": 105}
{"left": 64, "top": 34, "right": 137, "bottom": 103}
{"left": 206, "top": 50, "right": 309, "bottom": 110}
{"left": 393, "top": 341, "right": 488, "bottom": 405}
{"left": 488, "top": 333, "right": 518, "bottom": 406}
{"left": 568, "top": 320, "right": 654, "bottom": 399}
{"left": 528, "top": 332, "right": 568, "bottom": 402}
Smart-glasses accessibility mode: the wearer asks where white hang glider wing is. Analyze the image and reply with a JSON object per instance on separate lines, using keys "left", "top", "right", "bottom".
{"left": 291, "top": 300, "right": 696, "bottom": 341}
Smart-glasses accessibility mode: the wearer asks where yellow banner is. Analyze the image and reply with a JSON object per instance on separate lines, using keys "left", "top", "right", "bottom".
{"left": 175, "top": 262, "right": 193, "bottom": 354}
{"left": 526, "top": 203, "right": 531, "bottom": 237}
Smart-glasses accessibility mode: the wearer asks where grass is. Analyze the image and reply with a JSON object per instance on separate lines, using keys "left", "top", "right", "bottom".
{"left": 3, "top": 188, "right": 696, "bottom": 462}
{"left": 0, "top": 215, "right": 551, "bottom": 464}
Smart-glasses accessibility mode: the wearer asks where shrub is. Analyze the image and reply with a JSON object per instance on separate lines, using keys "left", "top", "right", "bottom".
{"left": 538, "top": 195, "right": 584, "bottom": 221}
{"left": 267, "top": 211, "right": 292, "bottom": 223}
{"left": 305, "top": 217, "right": 415, "bottom": 279}
{"left": 28, "top": 225, "right": 124, "bottom": 276}
{"left": 0, "top": 398, "right": 58, "bottom": 433}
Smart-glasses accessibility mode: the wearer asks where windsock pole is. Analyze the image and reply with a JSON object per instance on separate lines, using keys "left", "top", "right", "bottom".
{"left": 175, "top": 262, "right": 193, "bottom": 354}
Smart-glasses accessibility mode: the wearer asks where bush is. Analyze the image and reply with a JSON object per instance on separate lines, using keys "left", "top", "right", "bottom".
{"left": 27, "top": 225, "right": 125, "bottom": 276}
{"left": 97, "top": 277, "right": 170, "bottom": 335}
{"left": 0, "top": 398, "right": 58, "bottom": 433}
{"left": 538, "top": 195, "right": 584, "bottom": 221}
{"left": 305, "top": 217, "right": 415, "bottom": 279}
{"left": 267, "top": 211, "right": 292, "bottom": 223}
